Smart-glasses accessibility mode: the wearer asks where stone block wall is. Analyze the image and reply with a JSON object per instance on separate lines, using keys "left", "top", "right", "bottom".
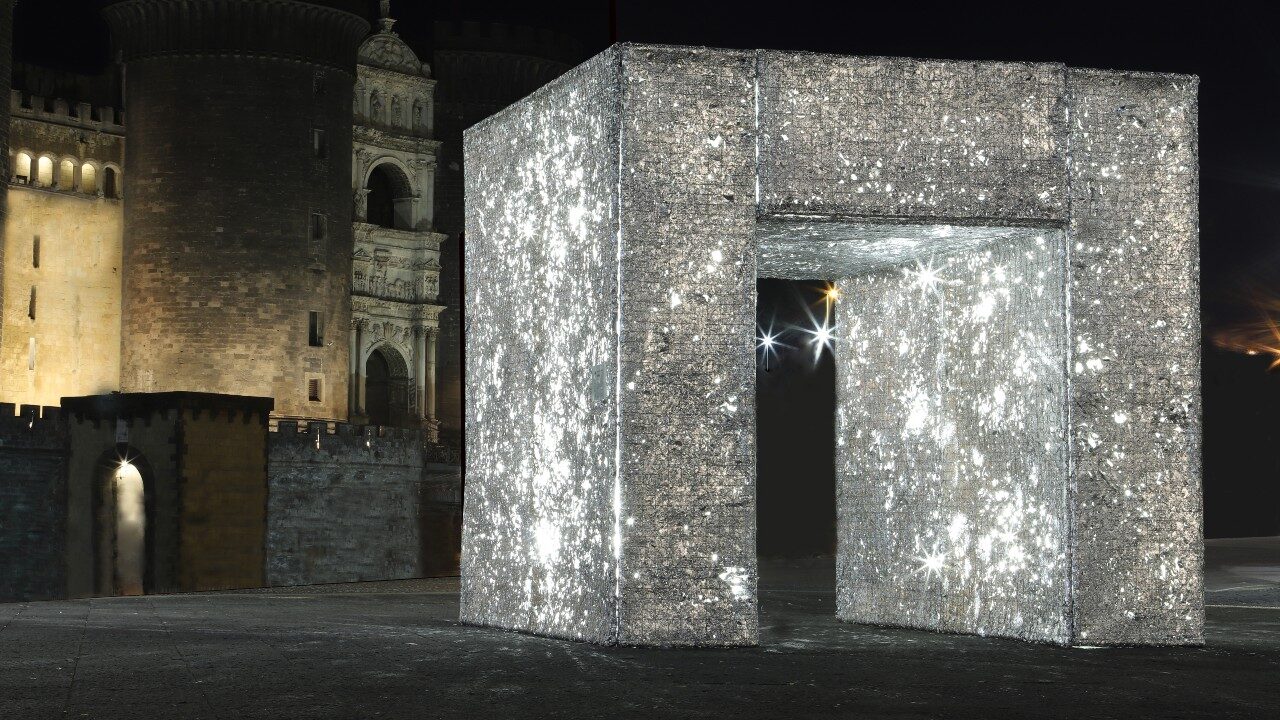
{"left": 0, "top": 0, "right": 11, "bottom": 350}
{"left": 105, "top": 2, "right": 369, "bottom": 421}
{"left": 0, "top": 403, "right": 67, "bottom": 602}
{"left": 1, "top": 391, "right": 460, "bottom": 600}
{"left": 0, "top": 187, "right": 124, "bottom": 407}
{"left": 267, "top": 422, "right": 449, "bottom": 587}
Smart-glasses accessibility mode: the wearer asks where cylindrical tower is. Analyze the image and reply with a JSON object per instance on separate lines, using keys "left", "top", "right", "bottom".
{"left": 0, "top": 0, "right": 12, "bottom": 352}
{"left": 104, "top": 0, "right": 369, "bottom": 420}
{"left": 431, "top": 21, "right": 584, "bottom": 446}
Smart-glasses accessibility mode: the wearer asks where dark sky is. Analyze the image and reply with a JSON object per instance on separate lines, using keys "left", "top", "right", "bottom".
{"left": 13, "top": 1, "right": 1280, "bottom": 539}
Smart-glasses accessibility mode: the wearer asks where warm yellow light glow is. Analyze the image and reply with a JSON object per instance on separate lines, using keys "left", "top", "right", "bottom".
{"left": 1213, "top": 308, "right": 1280, "bottom": 370}
{"left": 36, "top": 156, "right": 53, "bottom": 186}
{"left": 81, "top": 163, "right": 97, "bottom": 194}
{"left": 113, "top": 461, "right": 145, "bottom": 596}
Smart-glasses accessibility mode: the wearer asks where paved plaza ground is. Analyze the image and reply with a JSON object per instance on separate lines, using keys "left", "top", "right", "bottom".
{"left": 1, "top": 540, "right": 1277, "bottom": 719}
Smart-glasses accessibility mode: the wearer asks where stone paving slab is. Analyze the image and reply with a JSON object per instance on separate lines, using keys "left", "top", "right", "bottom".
{"left": 0, "top": 556, "right": 1276, "bottom": 719}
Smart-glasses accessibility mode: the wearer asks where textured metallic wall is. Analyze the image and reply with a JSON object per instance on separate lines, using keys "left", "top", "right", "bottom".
{"left": 832, "top": 229, "right": 1071, "bottom": 642}
{"left": 462, "top": 49, "right": 621, "bottom": 643}
{"left": 1065, "top": 70, "right": 1202, "bottom": 645}
{"left": 616, "top": 46, "right": 758, "bottom": 646}
{"left": 464, "top": 45, "right": 1200, "bottom": 647}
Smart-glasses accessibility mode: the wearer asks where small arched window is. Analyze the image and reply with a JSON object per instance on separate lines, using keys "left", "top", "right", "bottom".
{"left": 81, "top": 163, "right": 97, "bottom": 194}
{"left": 36, "top": 157, "right": 54, "bottom": 187}
{"left": 59, "top": 159, "right": 76, "bottom": 189}
{"left": 14, "top": 152, "right": 32, "bottom": 183}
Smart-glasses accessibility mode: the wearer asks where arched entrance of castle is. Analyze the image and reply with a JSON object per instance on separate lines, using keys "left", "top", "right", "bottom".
{"left": 91, "top": 447, "right": 155, "bottom": 597}
{"left": 366, "top": 344, "right": 411, "bottom": 427}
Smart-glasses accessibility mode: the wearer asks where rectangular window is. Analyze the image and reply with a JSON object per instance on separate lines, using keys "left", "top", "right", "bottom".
{"left": 32, "top": 235, "right": 40, "bottom": 268}
{"left": 311, "top": 212, "right": 328, "bottom": 259}
{"left": 308, "top": 311, "right": 324, "bottom": 347}
{"left": 311, "top": 212, "right": 327, "bottom": 240}
{"left": 308, "top": 378, "right": 322, "bottom": 403}
{"left": 28, "top": 287, "right": 36, "bottom": 320}
{"left": 312, "top": 128, "right": 328, "bottom": 159}
{"left": 27, "top": 337, "right": 36, "bottom": 371}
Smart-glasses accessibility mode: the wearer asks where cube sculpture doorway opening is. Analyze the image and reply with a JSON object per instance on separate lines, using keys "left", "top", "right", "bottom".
{"left": 463, "top": 45, "right": 1201, "bottom": 647}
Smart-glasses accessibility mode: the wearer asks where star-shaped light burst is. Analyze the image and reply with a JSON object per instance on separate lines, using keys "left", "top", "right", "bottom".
{"left": 914, "top": 547, "right": 947, "bottom": 581}
{"left": 905, "top": 259, "right": 945, "bottom": 296}
{"left": 757, "top": 324, "right": 782, "bottom": 371}
{"left": 803, "top": 320, "right": 836, "bottom": 362}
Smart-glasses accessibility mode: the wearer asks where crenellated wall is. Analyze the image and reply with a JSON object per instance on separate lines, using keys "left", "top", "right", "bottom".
{"left": 1, "top": 68, "right": 128, "bottom": 409}
{"left": 267, "top": 421, "right": 460, "bottom": 586}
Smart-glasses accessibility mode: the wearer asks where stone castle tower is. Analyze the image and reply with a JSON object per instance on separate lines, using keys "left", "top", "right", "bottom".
{"left": 430, "top": 21, "right": 583, "bottom": 444}
{"left": 102, "top": 0, "right": 370, "bottom": 421}
{"left": 1, "top": 1, "right": 580, "bottom": 441}
{"left": 0, "top": 0, "right": 11, "bottom": 351}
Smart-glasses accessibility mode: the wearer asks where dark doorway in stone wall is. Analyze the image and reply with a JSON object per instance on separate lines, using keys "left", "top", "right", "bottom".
{"left": 91, "top": 446, "right": 156, "bottom": 597}
{"left": 755, "top": 279, "right": 837, "bottom": 595}
{"left": 366, "top": 161, "right": 415, "bottom": 231}
{"left": 366, "top": 344, "right": 411, "bottom": 427}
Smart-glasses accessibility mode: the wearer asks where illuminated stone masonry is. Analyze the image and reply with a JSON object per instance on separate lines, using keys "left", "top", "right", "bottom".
{"left": 464, "top": 45, "right": 1200, "bottom": 647}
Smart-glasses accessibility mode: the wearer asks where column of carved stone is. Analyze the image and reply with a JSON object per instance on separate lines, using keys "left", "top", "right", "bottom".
{"left": 355, "top": 188, "right": 370, "bottom": 222}
{"left": 351, "top": 319, "right": 365, "bottom": 416}
{"left": 426, "top": 328, "right": 437, "bottom": 421}
{"left": 415, "top": 327, "right": 427, "bottom": 421}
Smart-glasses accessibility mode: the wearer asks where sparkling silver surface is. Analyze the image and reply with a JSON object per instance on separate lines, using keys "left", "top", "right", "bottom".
{"left": 758, "top": 218, "right": 1042, "bottom": 278}
{"left": 462, "top": 49, "right": 621, "bottom": 643}
{"left": 835, "top": 230, "right": 1071, "bottom": 642}
{"left": 757, "top": 52, "right": 1068, "bottom": 224}
{"left": 617, "top": 45, "right": 758, "bottom": 646}
{"left": 464, "top": 45, "right": 1201, "bottom": 647}
{"left": 1065, "top": 70, "right": 1202, "bottom": 645}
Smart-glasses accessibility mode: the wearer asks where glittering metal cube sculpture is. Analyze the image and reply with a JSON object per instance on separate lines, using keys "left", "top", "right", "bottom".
{"left": 464, "top": 45, "right": 1201, "bottom": 647}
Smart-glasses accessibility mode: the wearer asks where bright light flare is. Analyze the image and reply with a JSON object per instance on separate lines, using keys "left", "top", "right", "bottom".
{"left": 757, "top": 330, "right": 777, "bottom": 351}
{"left": 803, "top": 320, "right": 836, "bottom": 361}
{"left": 1213, "top": 307, "right": 1280, "bottom": 371}
{"left": 914, "top": 548, "right": 947, "bottom": 580}
{"left": 757, "top": 324, "right": 786, "bottom": 371}
{"left": 905, "top": 260, "right": 946, "bottom": 295}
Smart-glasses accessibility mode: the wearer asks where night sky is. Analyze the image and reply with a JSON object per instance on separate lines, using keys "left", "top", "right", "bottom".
{"left": 16, "top": 1, "right": 1280, "bottom": 542}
